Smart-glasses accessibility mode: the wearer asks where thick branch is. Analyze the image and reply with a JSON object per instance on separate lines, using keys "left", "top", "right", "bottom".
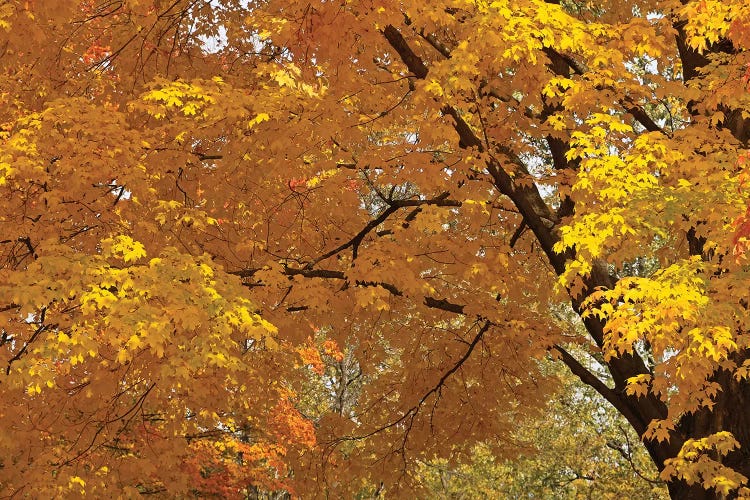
{"left": 233, "top": 267, "right": 466, "bottom": 315}
{"left": 423, "top": 297, "right": 465, "bottom": 315}
{"left": 553, "top": 344, "right": 648, "bottom": 434}
{"left": 543, "top": 46, "right": 664, "bottom": 134}
{"left": 383, "top": 24, "right": 564, "bottom": 272}
{"left": 382, "top": 22, "right": 677, "bottom": 466}
{"left": 383, "top": 25, "right": 428, "bottom": 79}
{"left": 673, "top": 20, "right": 749, "bottom": 145}
{"left": 623, "top": 98, "right": 664, "bottom": 133}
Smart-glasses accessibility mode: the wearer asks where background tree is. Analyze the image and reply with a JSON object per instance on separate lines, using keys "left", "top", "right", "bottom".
{"left": 415, "top": 362, "right": 669, "bottom": 499}
{"left": 0, "top": 0, "right": 749, "bottom": 497}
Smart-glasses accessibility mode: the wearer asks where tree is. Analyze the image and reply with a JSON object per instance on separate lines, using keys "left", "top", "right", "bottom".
{"left": 415, "top": 361, "right": 669, "bottom": 499}
{"left": 0, "top": 0, "right": 749, "bottom": 497}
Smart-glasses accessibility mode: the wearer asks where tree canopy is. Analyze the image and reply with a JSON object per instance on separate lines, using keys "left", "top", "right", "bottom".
{"left": 1, "top": 0, "right": 749, "bottom": 497}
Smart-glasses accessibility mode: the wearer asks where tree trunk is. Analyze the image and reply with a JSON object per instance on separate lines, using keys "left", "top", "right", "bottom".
{"left": 625, "top": 365, "right": 750, "bottom": 499}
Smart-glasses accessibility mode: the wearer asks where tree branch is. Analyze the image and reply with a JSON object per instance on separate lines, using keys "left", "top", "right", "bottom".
{"left": 552, "top": 344, "right": 648, "bottom": 434}
{"left": 329, "top": 320, "right": 491, "bottom": 445}
{"left": 382, "top": 24, "right": 565, "bottom": 272}
{"left": 307, "top": 191, "right": 460, "bottom": 267}
{"left": 382, "top": 23, "right": 678, "bottom": 465}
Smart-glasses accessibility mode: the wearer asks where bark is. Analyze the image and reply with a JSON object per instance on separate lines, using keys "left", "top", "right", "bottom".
{"left": 381, "top": 11, "right": 750, "bottom": 499}
{"left": 670, "top": 368, "right": 750, "bottom": 500}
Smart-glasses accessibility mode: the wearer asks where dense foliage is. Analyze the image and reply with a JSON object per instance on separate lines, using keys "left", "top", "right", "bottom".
{"left": 0, "top": 0, "right": 749, "bottom": 497}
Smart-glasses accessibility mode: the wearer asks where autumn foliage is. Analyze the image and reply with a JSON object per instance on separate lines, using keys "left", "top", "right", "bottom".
{"left": 1, "top": 0, "right": 750, "bottom": 498}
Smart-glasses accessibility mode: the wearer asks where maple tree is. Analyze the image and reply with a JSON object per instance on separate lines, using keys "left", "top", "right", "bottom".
{"left": 1, "top": 0, "right": 750, "bottom": 497}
